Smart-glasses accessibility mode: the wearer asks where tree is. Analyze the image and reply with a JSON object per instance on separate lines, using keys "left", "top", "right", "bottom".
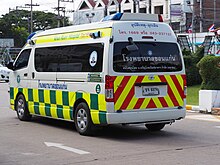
{"left": 183, "top": 47, "right": 204, "bottom": 86}
{"left": 197, "top": 55, "right": 220, "bottom": 90}
{"left": 0, "top": 10, "right": 70, "bottom": 47}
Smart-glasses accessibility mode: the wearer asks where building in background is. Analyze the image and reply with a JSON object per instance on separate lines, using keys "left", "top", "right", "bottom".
{"left": 73, "top": 0, "right": 151, "bottom": 25}
{"left": 73, "top": 0, "right": 220, "bottom": 33}
{"left": 190, "top": 0, "right": 220, "bottom": 33}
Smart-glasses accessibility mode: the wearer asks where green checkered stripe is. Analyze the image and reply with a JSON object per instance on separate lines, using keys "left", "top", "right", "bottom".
{"left": 10, "top": 87, "right": 107, "bottom": 124}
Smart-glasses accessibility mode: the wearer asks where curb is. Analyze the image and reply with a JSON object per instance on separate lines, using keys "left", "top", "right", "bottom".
{"left": 186, "top": 105, "right": 200, "bottom": 111}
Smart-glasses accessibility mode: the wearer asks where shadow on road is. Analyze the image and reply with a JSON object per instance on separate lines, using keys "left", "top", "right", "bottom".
{"left": 31, "top": 116, "right": 75, "bottom": 131}
{"left": 29, "top": 116, "right": 181, "bottom": 141}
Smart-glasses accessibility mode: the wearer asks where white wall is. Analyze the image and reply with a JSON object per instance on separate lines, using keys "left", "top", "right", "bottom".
{"left": 73, "top": 9, "right": 105, "bottom": 25}
{"left": 152, "top": 0, "right": 188, "bottom": 23}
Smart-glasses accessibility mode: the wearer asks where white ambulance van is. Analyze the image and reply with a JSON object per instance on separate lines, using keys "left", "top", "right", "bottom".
{"left": 8, "top": 13, "right": 186, "bottom": 135}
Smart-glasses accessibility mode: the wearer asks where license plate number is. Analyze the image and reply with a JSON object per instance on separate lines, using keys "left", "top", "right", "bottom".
{"left": 142, "top": 86, "right": 160, "bottom": 96}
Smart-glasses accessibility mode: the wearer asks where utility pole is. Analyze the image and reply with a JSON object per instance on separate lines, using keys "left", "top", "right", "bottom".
{"left": 214, "top": 0, "right": 216, "bottom": 24}
{"left": 133, "top": 0, "right": 137, "bottom": 13}
{"left": 187, "top": 1, "right": 195, "bottom": 52}
{"left": 200, "top": 0, "right": 203, "bottom": 32}
{"left": 148, "top": 0, "right": 152, "bottom": 14}
{"left": 25, "top": 0, "right": 40, "bottom": 33}
{"left": 62, "top": 8, "right": 66, "bottom": 27}
{"left": 55, "top": 0, "right": 74, "bottom": 27}
{"left": 54, "top": 1, "right": 65, "bottom": 28}
{"left": 192, "top": 3, "right": 195, "bottom": 52}
{"left": 57, "top": 0, "right": 61, "bottom": 27}
{"left": 170, "top": 0, "right": 172, "bottom": 26}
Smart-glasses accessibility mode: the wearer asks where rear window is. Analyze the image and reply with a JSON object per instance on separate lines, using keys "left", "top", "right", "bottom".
{"left": 113, "top": 42, "right": 182, "bottom": 72}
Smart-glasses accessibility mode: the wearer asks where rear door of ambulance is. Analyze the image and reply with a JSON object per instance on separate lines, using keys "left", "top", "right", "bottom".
{"left": 109, "top": 21, "right": 186, "bottom": 112}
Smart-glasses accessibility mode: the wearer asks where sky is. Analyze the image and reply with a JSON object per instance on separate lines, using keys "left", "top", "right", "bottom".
{"left": 0, "top": 0, "right": 78, "bottom": 21}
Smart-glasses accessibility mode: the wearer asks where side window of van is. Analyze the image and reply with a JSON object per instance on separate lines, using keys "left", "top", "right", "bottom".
{"left": 35, "top": 43, "right": 104, "bottom": 72}
{"left": 14, "top": 49, "right": 31, "bottom": 70}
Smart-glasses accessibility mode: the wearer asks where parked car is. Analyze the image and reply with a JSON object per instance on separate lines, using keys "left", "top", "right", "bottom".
{"left": 0, "top": 64, "right": 11, "bottom": 82}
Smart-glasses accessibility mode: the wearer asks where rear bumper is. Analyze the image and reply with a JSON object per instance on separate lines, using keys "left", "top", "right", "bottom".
{"left": 106, "top": 108, "right": 186, "bottom": 124}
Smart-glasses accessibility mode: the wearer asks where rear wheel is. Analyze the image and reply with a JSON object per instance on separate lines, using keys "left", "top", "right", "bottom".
{"left": 145, "top": 123, "right": 165, "bottom": 132}
{"left": 15, "top": 94, "right": 32, "bottom": 121}
{"left": 74, "top": 102, "right": 94, "bottom": 136}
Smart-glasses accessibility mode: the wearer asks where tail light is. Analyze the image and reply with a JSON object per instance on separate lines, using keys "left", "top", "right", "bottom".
{"left": 105, "top": 75, "right": 114, "bottom": 102}
{"left": 183, "top": 75, "right": 187, "bottom": 98}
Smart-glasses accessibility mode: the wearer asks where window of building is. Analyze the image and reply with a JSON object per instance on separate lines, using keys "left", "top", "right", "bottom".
{"left": 123, "top": 9, "right": 131, "bottom": 13}
{"left": 110, "top": 1, "right": 115, "bottom": 6}
{"left": 109, "top": 11, "right": 117, "bottom": 15}
{"left": 154, "top": 5, "right": 163, "bottom": 14}
{"left": 139, "top": 8, "right": 146, "bottom": 13}
{"left": 79, "top": 2, "right": 89, "bottom": 10}
{"left": 97, "top": 3, "right": 102, "bottom": 7}
{"left": 35, "top": 43, "right": 104, "bottom": 72}
{"left": 125, "top": 0, "right": 130, "bottom": 3}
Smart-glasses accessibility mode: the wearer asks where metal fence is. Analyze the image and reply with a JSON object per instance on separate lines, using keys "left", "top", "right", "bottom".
{"left": 0, "top": 48, "right": 21, "bottom": 66}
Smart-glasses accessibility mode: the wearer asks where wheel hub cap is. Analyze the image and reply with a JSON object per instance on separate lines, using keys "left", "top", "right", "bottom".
{"left": 76, "top": 108, "right": 88, "bottom": 131}
{"left": 17, "top": 99, "right": 25, "bottom": 117}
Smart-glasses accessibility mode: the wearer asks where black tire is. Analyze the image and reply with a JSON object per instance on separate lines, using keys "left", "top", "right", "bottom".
{"left": 145, "top": 123, "right": 165, "bottom": 132}
{"left": 74, "top": 102, "right": 94, "bottom": 136}
{"left": 5, "top": 80, "right": 9, "bottom": 83}
{"left": 15, "top": 94, "right": 32, "bottom": 121}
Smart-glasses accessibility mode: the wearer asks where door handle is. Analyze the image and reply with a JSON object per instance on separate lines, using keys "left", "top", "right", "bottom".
{"left": 32, "top": 72, "right": 35, "bottom": 79}
{"left": 24, "top": 73, "right": 28, "bottom": 77}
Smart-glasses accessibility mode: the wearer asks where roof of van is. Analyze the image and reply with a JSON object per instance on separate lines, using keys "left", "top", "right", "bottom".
{"left": 32, "top": 13, "right": 165, "bottom": 39}
{"left": 33, "top": 21, "right": 114, "bottom": 38}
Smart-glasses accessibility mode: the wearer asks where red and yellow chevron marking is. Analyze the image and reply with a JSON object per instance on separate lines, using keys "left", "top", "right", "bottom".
{"left": 113, "top": 74, "right": 186, "bottom": 110}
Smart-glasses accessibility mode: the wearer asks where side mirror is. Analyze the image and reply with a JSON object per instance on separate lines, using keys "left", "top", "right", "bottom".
{"left": 7, "top": 61, "right": 14, "bottom": 71}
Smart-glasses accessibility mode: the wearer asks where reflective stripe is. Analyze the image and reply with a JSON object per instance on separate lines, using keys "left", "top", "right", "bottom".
{"left": 56, "top": 90, "right": 62, "bottom": 105}
{"left": 10, "top": 87, "right": 107, "bottom": 124}
{"left": 35, "top": 28, "right": 112, "bottom": 44}
{"left": 28, "top": 102, "right": 35, "bottom": 114}
{"left": 63, "top": 106, "right": 71, "bottom": 120}
{"left": 165, "top": 75, "right": 183, "bottom": 106}
{"left": 90, "top": 110, "right": 100, "bottom": 124}
{"left": 33, "top": 89, "right": 39, "bottom": 103}
{"left": 39, "top": 103, "right": 46, "bottom": 116}
{"left": 44, "top": 90, "right": 50, "bottom": 104}
{"left": 114, "top": 74, "right": 185, "bottom": 110}
{"left": 98, "top": 94, "right": 106, "bottom": 111}
{"left": 115, "top": 76, "right": 137, "bottom": 110}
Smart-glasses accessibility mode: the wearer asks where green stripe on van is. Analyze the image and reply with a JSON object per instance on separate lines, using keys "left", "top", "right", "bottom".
{"left": 99, "top": 111, "right": 107, "bottom": 124}
{"left": 28, "top": 89, "right": 33, "bottom": 101}
{"left": 57, "top": 105, "right": 64, "bottom": 118}
{"left": 39, "top": 89, "right": 44, "bottom": 103}
{"left": 76, "top": 92, "right": 82, "bottom": 100}
{"left": 62, "top": 91, "right": 69, "bottom": 106}
{"left": 45, "top": 103, "right": 51, "bottom": 117}
{"left": 34, "top": 102, "right": 40, "bottom": 114}
{"left": 50, "top": 90, "right": 56, "bottom": 104}
{"left": 90, "top": 94, "right": 98, "bottom": 110}
{"left": 10, "top": 87, "right": 14, "bottom": 100}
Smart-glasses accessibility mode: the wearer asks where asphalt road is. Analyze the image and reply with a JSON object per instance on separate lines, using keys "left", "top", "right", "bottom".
{"left": 1, "top": 82, "right": 220, "bottom": 165}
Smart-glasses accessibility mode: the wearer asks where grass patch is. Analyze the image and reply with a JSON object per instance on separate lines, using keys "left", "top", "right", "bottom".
{"left": 186, "top": 85, "right": 201, "bottom": 105}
